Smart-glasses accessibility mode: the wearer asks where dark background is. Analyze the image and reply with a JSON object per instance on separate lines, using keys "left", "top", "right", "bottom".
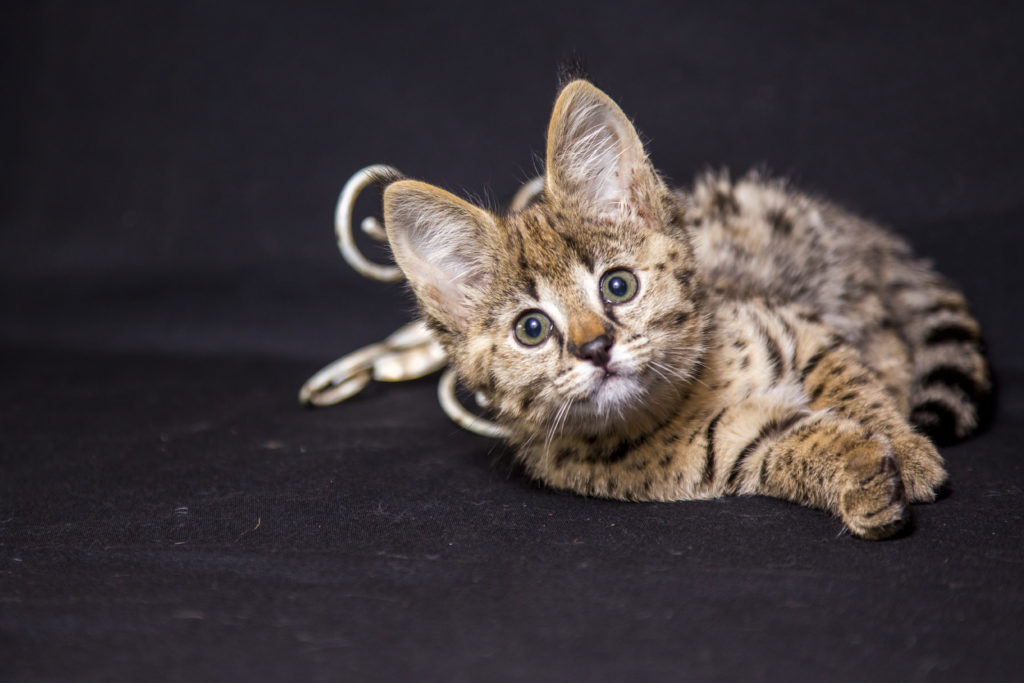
{"left": 2, "top": 1, "right": 1022, "bottom": 680}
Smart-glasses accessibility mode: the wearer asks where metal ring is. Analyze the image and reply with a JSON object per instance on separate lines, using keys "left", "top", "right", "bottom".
{"left": 437, "top": 369, "right": 511, "bottom": 440}
{"left": 335, "top": 164, "right": 404, "bottom": 282}
{"left": 508, "top": 175, "right": 544, "bottom": 212}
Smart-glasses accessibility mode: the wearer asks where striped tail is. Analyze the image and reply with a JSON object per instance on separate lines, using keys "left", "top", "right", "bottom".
{"left": 888, "top": 260, "right": 991, "bottom": 443}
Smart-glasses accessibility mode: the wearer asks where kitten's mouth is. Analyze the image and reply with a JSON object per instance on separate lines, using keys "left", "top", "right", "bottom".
{"left": 588, "top": 367, "right": 637, "bottom": 405}
{"left": 594, "top": 365, "right": 624, "bottom": 389}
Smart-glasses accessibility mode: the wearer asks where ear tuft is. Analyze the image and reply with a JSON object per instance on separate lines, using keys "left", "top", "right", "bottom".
{"left": 384, "top": 180, "right": 498, "bottom": 332}
{"left": 556, "top": 53, "right": 590, "bottom": 90}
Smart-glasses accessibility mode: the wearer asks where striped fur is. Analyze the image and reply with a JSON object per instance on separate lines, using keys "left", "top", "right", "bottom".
{"left": 382, "top": 80, "right": 990, "bottom": 539}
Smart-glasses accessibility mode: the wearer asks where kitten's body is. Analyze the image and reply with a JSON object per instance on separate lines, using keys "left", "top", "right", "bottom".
{"left": 382, "top": 81, "right": 989, "bottom": 539}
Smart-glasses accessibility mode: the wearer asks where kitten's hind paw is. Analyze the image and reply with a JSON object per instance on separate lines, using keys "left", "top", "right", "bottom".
{"left": 840, "top": 442, "right": 909, "bottom": 540}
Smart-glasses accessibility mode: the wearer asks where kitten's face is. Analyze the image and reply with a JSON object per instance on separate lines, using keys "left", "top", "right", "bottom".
{"left": 456, "top": 201, "right": 705, "bottom": 438}
{"left": 383, "top": 79, "right": 706, "bottom": 439}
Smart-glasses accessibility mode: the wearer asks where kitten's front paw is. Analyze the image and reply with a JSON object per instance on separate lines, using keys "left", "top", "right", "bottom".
{"left": 840, "top": 440, "right": 908, "bottom": 540}
{"left": 890, "top": 432, "right": 947, "bottom": 502}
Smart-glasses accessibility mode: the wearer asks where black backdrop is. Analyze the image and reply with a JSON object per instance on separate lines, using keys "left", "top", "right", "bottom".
{"left": 3, "top": 2, "right": 1023, "bottom": 680}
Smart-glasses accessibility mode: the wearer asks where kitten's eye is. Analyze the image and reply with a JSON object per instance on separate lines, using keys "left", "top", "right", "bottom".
{"left": 514, "top": 311, "right": 552, "bottom": 347}
{"left": 600, "top": 269, "right": 639, "bottom": 303}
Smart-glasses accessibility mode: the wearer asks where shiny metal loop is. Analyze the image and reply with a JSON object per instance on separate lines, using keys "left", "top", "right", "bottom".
{"left": 335, "top": 164, "right": 404, "bottom": 282}
{"left": 438, "top": 368, "right": 512, "bottom": 440}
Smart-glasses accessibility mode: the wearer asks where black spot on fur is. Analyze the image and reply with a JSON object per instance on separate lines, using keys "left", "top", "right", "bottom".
{"left": 727, "top": 412, "right": 805, "bottom": 491}
{"left": 702, "top": 410, "right": 726, "bottom": 485}
{"left": 603, "top": 306, "right": 620, "bottom": 325}
{"left": 653, "top": 307, "right": 691, "bottom": 329}
{"left": 602, "top": 422, "right": 663, "bottom": 465}
{"left": 925, "top": 324, "right": 978, "bottom": 345}
{"left": 560, "top": 233, "right": 595, "bottom": 272}
{"left": 712, "top": 187, "right": 739, "bottom": 215}
{"left": 797, "top": 310, "right": 822, "bottom": 325}
{"left": 554, "top": 448, "right": 576, "bottom": 467}
{"left": 922, "top": 365, "right": 982, "bottom": 401}
{"left": 760, "top": 326, "right": 784, "bottom": 380}
{"left": 521, "top": 275, "right": 539, "bottom": 301}
{"left": 758, "top": 455, "right": 771, "bottom": 487}
{"left": 910, "top": 400, "right": 958, "bottom": 445}
{"left": 765, "top": 208, "right": 793, "bottom": 235}
{"left": 920, "top": 300, "right": 967, "bottom": 316}
{"left": 673, "top": 268, "right": 694, "bottom": 290}
{"left": 604, "top": 440, "right": 631, "bottom": 464}
{"left": 800, "top": 342, "right": 841, "bottom": 383}
{"left": 424, "top": 315, "right": 451, "bottom": 339}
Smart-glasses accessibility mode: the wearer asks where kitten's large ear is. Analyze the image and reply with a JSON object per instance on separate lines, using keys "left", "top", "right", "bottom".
{"left": 384, "top": 180, "right": 498, "bottom": 332}
{"left": 545, "top": 81, "right": 664, "bottom": 220}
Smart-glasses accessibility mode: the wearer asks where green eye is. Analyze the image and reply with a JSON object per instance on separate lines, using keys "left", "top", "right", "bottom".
{"left": 600, "top": 269, "right": 639, "bottom": 303}
{"left": 514, "top": 311, "right": 552, "bottom": 346}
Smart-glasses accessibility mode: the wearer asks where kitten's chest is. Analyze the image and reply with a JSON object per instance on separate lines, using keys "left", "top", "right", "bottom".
{"left": 525, "top": 305, "right": 816, "bottom": 500}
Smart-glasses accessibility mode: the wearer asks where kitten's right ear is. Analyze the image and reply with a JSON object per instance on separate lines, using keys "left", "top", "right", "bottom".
{"left": 384, "top": 180, "right": 498, "bottom": 332}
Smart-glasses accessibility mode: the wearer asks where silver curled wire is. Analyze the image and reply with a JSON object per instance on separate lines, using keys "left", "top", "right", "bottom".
{"left": 334, "top": 164, "right": 404, "bottom": 282}
{"left": 508, "top": 175, "right": 544, "bottom": 212}
{"left": 438, "top": 368, "right": 510, "bottom": 440}
{"left": 300, "top": 164, "right": 514, "bottom": 440}
{"left": 299, "top": 320, "right": 446, "bottom": 407}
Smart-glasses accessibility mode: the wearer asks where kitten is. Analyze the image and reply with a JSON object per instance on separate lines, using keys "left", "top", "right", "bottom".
{"left": 381, "top": 80, "right": 989, "bottom": 539}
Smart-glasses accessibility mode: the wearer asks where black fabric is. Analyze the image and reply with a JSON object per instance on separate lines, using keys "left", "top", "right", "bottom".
{"left": 3, "top": 2, "right": 1023, "bottom": 680}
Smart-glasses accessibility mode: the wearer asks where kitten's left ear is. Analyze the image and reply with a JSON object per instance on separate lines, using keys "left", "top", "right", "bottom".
{"left": 545, "top": 80, "right": 665, "bottom": 221}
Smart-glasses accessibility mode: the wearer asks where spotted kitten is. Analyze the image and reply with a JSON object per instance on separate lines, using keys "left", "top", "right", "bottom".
{"left": 382, "top": 80, "right": 989, "bottom": 539}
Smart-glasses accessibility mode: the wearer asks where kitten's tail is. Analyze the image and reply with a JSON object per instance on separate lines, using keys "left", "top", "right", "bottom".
{"left": 888, "top": 259, "right": 992, "bottom": 443}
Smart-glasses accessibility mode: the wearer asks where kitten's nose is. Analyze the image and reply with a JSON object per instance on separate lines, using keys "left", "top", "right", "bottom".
{"left": 576, "top": 334, "right": 614, "bottom": 367}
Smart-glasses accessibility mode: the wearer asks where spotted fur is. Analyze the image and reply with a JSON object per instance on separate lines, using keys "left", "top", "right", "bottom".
{"left": 382, "top": 80, "right": 990, "bottom": 539}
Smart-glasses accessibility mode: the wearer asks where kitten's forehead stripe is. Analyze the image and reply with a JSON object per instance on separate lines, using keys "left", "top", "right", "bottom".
{"left": 520, "top": 275, "right": 539, "bottom": 301}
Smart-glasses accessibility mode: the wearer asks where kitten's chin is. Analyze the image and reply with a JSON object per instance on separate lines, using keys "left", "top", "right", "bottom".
{"left": 568, "top": 370, "right": 665, "bottom": 435}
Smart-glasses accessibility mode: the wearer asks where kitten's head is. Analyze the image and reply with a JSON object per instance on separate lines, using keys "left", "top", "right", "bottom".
{"left": 384, "top": 81, "right": 706, "bottom": 440}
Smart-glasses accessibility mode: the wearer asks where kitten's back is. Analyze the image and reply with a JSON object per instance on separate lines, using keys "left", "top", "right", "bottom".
{"left": 685, "top": 171, "right": 989, "bottom": 441}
